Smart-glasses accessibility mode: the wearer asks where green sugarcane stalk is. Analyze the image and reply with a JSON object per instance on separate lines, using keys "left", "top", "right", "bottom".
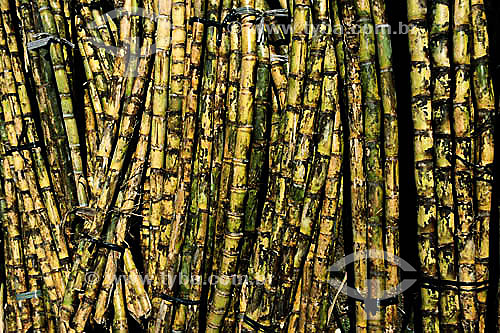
{"left": 1, "top": 1, "right": 71, "bottom": 272}
{"left": 149, "top": 0, "right": 189, "bottom": 330}
{"left": 277, "top": 4, "right": 330, "bottom": 324}
{"left": 211, "top": 0, "right": 240, "bottom": 284}
{"left": 16, "top": 1, "right": 74, "bottom": 216}
{"left": 147, "top": 0, "right": 172, "bottom": 297}
{"left": 93, "top": 81, "right": 154, "bottom": 325}
{"left": 0, "top": 121, "right": 31, "bottom": 332}
{"left": 469, "top": 2, "right": 495, "bottom": 331}
{"left": 205, "top": 3, "right": 235, "bottom": 330}
{"left": 34, "top": 0, "right": 89, "bottom": 207}
{"left": 369, "top": 0, "right": 401, "bottom": 329}
{"left": 305, "top": 63, "right": 344, "bottom": 331}
{"left": 205, "top": 0, "right": 258, "bottom": 329}
{"left": 171, "top": 0, "right": 209, "bottom": 328}
{"left": 224, "top": 8, "right": 270, "bottom": 330}
{"left": 429, "top": 0, "right": 459, "bottom": 331}
{"left": 452, "top": 1, "right": 477, "bottom": 331}
{"left": 61, "top": 0, "right": 155, "bottom": 325}
{"left": 263, "top": 0, "right": 311, "bottom": 327}
{"left": 340, "top": 0, "right": 368, "bottom": 330}
{"left": 406, "top": 0, "right": 440, "bottom": 330}
{"left": 178, "top": 0, "right": 221, "bottom": 327}
{"left": 355, "top": 0, "right": 385, "bottom": 329}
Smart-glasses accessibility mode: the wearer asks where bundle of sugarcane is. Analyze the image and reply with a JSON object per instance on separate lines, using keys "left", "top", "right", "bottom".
{"left": 0, "top": 0, "right": 498, "bottom": 331}
{"left": 406, "top": 0, "right": 496, "bottom": 331}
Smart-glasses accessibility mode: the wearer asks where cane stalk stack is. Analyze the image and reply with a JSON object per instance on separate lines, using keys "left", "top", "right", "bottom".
{"left": 0, "top": 0, "right": 497, "bottom": 332}
{"left": 406, "top": 0, "right": 496, "bottom": 332}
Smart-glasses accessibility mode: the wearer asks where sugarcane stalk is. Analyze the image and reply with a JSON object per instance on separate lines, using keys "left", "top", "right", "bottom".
{"left": 93, "top": 82, "right": 153, "bottom": 325}
{"left": 355, "top": 0, "right": 386, "bottom": 329}
{"left": 0, "top": 126, "right": 31, "bottom": 332}
{"left": 91, "top": 0, "right": 135, "bottom": 192}
{"left": 428, "top": 0, "right": 459, "bottom": 331}
{"left": 287, "top": 260, "right": 304, "bottom": 332}
{"left": 205, "top": 0, "right": 258, "bottom": 329}
{"left": 82, "top": 87, "right": 98, "bottom": 193}
{"left": 3, "top": 230, "right": 25, "bottom": 333}
{"left": 124, "top": 248, "right": 151, "bottom": 320}
{"left": 281, "top": 34, "right": 337, "bottom": 331}
{"left": 141, "top": 153, "right": 152, "bottom": 263}
{"left": 210, "top": 4, "right": 241, "bottom": 284}
{"left": 113, "top": 278, "right": 129, "bottom": 333}
{"left": 260, "top": 0, "right": 311, "bottom": 327}
{"left": 19, "top": 0, "right": 77, "bottom": 209}
{"left": 0, "top": 58, "right": 67, "bottom": 322}
{"left": 224, "top": 8, "right": 270, "bottom": 330}
{"left": 452, "top": 1, "right": 477, "bottom": 331}
{"left": 277, "top": 4, "right": 330, "bottom": 324}
{"left": 148, "top": 0, "right": 188, "bottom": 330}
{"left": 174, "top": 0, "right": 220, "bottom": 328}
{"left": 295, "top": 39, "right": 343, "bottom": 333}
{"left": 1, "top": 3, "right": 71, "bottom": 271}
{"left": 11, "top": 150, "right": 58, "bottom": 329}
{"left": 470, "top": 2, "right": 495, "bottom": 331}
{"left": 295, "top": 224, "right": 318, "bottom": 332}
{"left": 60, "top": 0, "right": 155, "bottom": 324}
{"left": 205, "top": 1, "right": 234, "bottom": 327}
{"left": 78, "top": 0, "right": 114, "bottom": 78}
{"left": 34, "top": 0, "right": 89, "bottom": 207}
{"left": 339, "top": 0, "right": 369, "bottom": 330}
{"left": 406, "top": 0, "right": 440, "bottom": 330}
{"left": 47, "top": 0, "right": 72, "bottom": 84}
{"left": 75, "top": 14, "right": 109, "bottom": 135}
{"left": 147, "top": 0, "right": 172, "bottom": 295}
{"left": 88, "top": 0, "right": 115, "bottom": 50}
{"left": 19, "top": 200, "right": 48, "bottom": 333}
{"left": 369, "top": 0, "right": 401, "bottom": 329}
{"left": 171, "top": 0, "right": 209, "bottom": 326}
{"left": 123, "top": 260, "right": 144, "bottom": 323}
{"left": 15, "top": 2, "right": 74, "bottom": 216}
{"left": 307, "top": 109, "right": 344, "bottom": 333}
